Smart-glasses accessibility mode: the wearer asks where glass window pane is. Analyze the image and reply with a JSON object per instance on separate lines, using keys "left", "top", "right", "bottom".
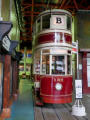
{"left": 67, "top": 16, "right": 71, "bottom": 31}
{"left": 42, "top": 55, "right": 50, "bottom": 74}
{"left": 37, "top": 19, "right": 41, "bottom": 33}
{"left": 34, "top": 52, "right": 40, "bottom": 74}
{"left": 52, "top": 56, "right": 65, "bottom": 75}
{"left": 67, "top": 55, "right": 71, "bottom": 74}
{"left": 42, "top": 14, "right": 50, "bottom": 30}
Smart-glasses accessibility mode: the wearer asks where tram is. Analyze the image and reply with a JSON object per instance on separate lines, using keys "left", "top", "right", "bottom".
{"left": 32, "top": 9, "right": 77, "bottom": 105}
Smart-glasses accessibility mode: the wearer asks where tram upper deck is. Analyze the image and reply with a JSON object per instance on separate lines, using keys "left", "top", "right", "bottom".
{"left": 33, "top": 9, "right": 72, "bottom": 34}
{"left": 32, "top": 9, "right": 72, "bottom": 47}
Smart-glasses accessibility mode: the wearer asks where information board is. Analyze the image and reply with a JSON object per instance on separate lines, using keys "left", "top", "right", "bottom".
{"left": 75, "top": 80, "right": 82, "bottom": 98}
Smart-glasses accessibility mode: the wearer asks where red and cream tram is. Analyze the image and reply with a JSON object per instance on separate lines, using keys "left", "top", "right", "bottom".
{"left": 32, "top": 9, "right": 76, "bottom": 104}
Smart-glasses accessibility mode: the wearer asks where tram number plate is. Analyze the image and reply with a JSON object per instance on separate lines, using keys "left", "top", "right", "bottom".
{"left": 75, "top": 80, "right": 82, "bottom": 98}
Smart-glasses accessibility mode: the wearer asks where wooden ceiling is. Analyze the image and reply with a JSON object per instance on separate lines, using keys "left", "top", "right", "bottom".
{"left": 15, "top": 0, "right": 90, "bottom": 49}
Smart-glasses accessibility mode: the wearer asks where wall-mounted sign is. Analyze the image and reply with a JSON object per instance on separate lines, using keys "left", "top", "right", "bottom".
{"left": 75, "top": 80, "right": 82, "bottom": 98}
{"left": 50, "top": 15, "right": 66, "bottom": 29}
{"left": 2, "top": 36, "right": 11, "bottom": 51}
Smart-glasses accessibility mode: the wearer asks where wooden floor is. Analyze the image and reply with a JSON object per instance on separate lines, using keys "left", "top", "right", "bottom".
{"left": 34, "top": 103, "right": 88, "bottom": 120}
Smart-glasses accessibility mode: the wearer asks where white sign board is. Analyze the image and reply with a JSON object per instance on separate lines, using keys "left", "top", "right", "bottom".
{"left": 2, "top": 36, "right": 11, "bottom": 51}
{"left": 75, "top": 80, "right": 82, "bottom": 98}
{"left": 50, "top": 15, "right": 66, "bottom": 29}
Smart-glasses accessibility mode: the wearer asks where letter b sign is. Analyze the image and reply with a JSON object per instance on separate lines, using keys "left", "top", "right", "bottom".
{"left": 56, "top": 17, "right": 62, "bottom": 24}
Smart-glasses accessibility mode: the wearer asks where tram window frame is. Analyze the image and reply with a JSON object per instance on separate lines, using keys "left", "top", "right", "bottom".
{"left": 41, "top": 54, "right": 50, "bottom": 75}
{"left": 67, "top": 55, "right": 72, "bottom": 75}
{"left": 34, "top": 51, "right": 40, "bottom": 74}
{"left": 33, "top": 23, "right": 36, "bottom": 35}
{"left": 42, "top": 14, "right": 51, "bottom": 30}
{"left": 67, "top": 16, "right": 72, "bottom": 31}
{"left": 51, "top": 55, "right": 65, "bottom": 75}
{"left": 36, "top": 18, "right": 41, "bottom": 33}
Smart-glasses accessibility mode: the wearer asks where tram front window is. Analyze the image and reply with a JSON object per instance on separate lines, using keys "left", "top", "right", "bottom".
{"left": 52, "top": 56, "right": 65, "bottom": 75}
{"left": 42, "top": 55, "right": 50, "bottom": 74}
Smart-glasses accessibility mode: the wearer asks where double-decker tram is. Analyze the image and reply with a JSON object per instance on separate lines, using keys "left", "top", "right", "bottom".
{"left": 32, "top": 9, "right": 76, "bottom": 105}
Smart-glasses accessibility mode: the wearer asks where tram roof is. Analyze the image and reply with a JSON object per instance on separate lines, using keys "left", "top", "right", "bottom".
{"left": 36, "top": 9, "right": 72, "bottom": 19}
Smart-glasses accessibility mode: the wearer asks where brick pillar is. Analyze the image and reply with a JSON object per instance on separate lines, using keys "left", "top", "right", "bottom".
{"left": 1, "top": 55, "right": 11, "bottom": 118}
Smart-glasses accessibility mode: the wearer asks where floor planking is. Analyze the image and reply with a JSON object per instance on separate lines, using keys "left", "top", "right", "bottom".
{"left": 34, "top": 103, "right": 88, "bottom": 120}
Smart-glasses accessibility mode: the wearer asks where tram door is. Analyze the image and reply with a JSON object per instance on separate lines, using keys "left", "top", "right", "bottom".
{"left": 0, "top": 63, "right": 3, "bottom": 110}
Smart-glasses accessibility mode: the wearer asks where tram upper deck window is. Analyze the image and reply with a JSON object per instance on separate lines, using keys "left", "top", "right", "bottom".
{"left": 52, "top": 56, "right": 65, "bottom": 75}
{"left": 42, "top": 14, "right": 51, "bottom": 30}
{"left": 67, "top": 16, "right": 72, "bottom": 31}
{"left": 36, "top": 18, "right": 41, "bottom": 33}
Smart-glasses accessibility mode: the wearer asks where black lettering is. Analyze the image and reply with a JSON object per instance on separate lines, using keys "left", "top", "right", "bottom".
{"left": 56, "top": 17, "right": 62, "bottom": 24}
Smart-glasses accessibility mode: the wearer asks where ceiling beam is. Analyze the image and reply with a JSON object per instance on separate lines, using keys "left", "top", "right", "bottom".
{"left": 21, "top": 3, "right": 63, "bottom": 11}
{"left": 73, "top": 0, "right": 79, "bottom": 10}
{"left": 60, "top": 0, "right": 67, "bottom": 9}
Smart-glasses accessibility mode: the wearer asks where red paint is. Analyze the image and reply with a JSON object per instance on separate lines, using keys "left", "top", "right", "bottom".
{"left": 37, "top": 32, "right": 72, "bottom": 45}
{"left": 83, "top": 52, "right": 90, "bottom": 93}
{"left": 12, "top": 61, "right": 18, "bottom": 95}
{"left": 3, "top": 55, "right": 11, "bottom": 108}
{"left": 34, "top": 74, "right": 40, "bottom": 82}
{"left": 40, "top": 75, "right": 72, "bottom": 103}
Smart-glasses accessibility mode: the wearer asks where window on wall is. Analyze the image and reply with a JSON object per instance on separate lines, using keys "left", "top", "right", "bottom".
{"left": 52, "top": 56, "right": 65, "bottom": 75}
{"left": 19, "top": 63, "right": 24, "bottom": 71}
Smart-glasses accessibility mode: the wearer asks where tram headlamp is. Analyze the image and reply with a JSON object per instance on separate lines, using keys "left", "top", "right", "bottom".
{"left": 55, "top": 83, "right": 62, "bottom": 91}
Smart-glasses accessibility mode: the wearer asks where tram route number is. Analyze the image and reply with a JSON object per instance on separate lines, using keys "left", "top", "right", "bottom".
{"left": 54, "top": 78, "right": 64, "bottom": 82}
